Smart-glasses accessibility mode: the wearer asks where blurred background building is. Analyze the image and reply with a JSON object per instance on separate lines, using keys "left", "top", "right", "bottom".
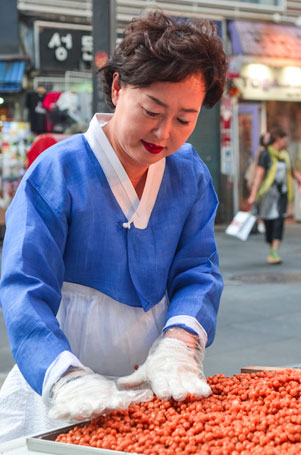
{"left": 1, "top": 0, "right": 301, "bottom": 229}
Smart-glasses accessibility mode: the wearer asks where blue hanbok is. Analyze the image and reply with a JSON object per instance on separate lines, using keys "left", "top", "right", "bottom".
{"left": 0, "top": 114, "right": 223, "bottom": 441}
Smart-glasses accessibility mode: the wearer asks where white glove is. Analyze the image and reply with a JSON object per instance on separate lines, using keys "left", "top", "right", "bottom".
{"left": 117, "top": 327, "right": 212, "bottom": 401}
{"left": 48, "top": 367, "right": 153, "bottom": 421}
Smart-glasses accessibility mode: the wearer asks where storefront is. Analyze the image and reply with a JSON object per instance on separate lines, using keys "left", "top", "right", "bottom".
{"left": 0, "top": 59, "right": 32, "bottom": 230}
{"left": 0, "top": 60, "right": 28, "bottom": 120}
{"left": 0, "top": 20, "right": 94, "bottom": 229}
{"left": 26, "top": 20, "right": 93, "bottom": 135}
{"left": 227, "top": 19, "right": 301, "bottom": 215}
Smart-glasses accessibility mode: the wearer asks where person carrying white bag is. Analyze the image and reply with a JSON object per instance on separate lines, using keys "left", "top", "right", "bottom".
{"left": 248, "top": 125, "right": 294, "bottom": 264}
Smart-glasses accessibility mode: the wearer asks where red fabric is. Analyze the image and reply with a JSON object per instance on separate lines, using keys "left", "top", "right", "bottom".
{"left": 42, "top": 92, "right": 62, "bottom": 132}
{"left": 26, "top": 134, "right": 70, "bottom": 168}
{"left": 42, "top": 92, "right": 62, "bottom": 110}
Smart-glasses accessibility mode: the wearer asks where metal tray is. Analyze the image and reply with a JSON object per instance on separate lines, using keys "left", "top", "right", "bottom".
{"left": 27, "top": 365, "right": 301, "bottom": 454}
{"left": 31, "top": 421, "right": 90, "bottom": 442}
{"left": 26, "top": 437, "right": 113, "bottom": 454}
{"left": 241, "top": 363, "right": 301, "bottom": 373}
{"left": 27, "top": 422, "right": 142, "bottom": 455}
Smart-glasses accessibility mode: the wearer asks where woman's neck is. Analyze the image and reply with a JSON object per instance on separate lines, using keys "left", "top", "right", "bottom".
{"left": 102, "top": 121, "right": 148, "bottom": 199}
{"left": 130, "top": 169, "right": 148, "bottom": 199}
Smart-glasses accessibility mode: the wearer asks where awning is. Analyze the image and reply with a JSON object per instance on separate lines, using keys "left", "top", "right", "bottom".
{"left": 0, "top": 60, "right": 26, "bottom": 92}
{"left": 228, "top": 21, "right": 301, "bottom": 61}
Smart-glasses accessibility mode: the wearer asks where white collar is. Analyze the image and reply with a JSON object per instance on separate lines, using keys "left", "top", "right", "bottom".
{"left": 84, "top": 113, "right": 165, "bottom": 229}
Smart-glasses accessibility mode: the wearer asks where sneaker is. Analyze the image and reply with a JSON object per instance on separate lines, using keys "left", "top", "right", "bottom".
{"left": 267, "top": 249, "right": 282, "bottom": 264}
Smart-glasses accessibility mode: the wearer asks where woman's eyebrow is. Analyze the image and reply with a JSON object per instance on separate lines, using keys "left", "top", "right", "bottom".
{"left": 146, "top": 94, "right": 198, "bottom": 113}
{"left": 146, "top": 94, "right": 167, "bottom": 107}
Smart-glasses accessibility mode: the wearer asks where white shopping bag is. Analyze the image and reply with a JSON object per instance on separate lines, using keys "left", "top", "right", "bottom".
{"left": 225, "top": 211, "right": 257, "bottom": 241}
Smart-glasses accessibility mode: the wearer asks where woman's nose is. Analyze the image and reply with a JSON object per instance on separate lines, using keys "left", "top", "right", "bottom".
{"left": 153, "top": 118, "right": 172, "bottom": 141}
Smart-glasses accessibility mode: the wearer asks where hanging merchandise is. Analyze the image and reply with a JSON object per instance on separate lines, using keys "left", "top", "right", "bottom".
{"left": 25, "top": 87, "right": 47, "bottom": 134}
{"left": 0, "top": 121, "right": 34, "bottom": 210}
{"left": 51, "top": 90, "right": 79, "bottom": 133}
{"left": 77, "top": 90, "right": 92, "bottom": 126}
{"left": 56, "top": 90, "right": 80, "bottom": 122}
{"left": 41, "top": 91, "right": 62, "bottom": 132}
{"left": 42, "top": 91, "right": 62, "bottom": 111}
{"left": 32, "top": 72, "right": 93, "bottom": 133}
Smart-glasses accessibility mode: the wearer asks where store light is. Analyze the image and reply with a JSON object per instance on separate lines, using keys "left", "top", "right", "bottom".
{"left": 0, "top": 97, "right": 4, "bottom": 105}
{"left": 246, "top": 64, "right": 270, "bottom": 81}
{"left": 283, "top": 67, "right": 301, "bottom": 87}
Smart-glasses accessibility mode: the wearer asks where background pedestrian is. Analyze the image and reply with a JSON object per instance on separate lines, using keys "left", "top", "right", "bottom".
{"left": 248, "top": 125, "right": 293, "bottom": 264}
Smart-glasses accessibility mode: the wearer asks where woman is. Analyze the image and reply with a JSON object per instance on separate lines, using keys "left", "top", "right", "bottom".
{"left": 245, "top": 132, "right": 271, "bottom": 234}
{"left": 248, "top": 125, "right": 293, "bottom": 264}
{"left": 0, "top": 11, "right": 226, "bottom": 442}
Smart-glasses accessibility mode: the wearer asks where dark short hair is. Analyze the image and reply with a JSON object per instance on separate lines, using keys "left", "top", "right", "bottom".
{"left": 99, "top": 10, "right": 227, "bottom": 110}
{"left": 269, "top": 125, "right": 288, "bottom": 144}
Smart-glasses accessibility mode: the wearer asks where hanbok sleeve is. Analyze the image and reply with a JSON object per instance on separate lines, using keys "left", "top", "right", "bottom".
{"left": 165, "top": 160, "right": 223, "bottom": 348}
{"left": 0, "top": 177, "right": 72, "bottom": 395}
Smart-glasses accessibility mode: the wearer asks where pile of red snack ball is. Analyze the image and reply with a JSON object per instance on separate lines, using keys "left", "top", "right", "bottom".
{"left": 56, "top": 369, "right": 301, "bottom": 455}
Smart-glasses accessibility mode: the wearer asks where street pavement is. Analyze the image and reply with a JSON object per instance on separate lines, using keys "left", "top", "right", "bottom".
{"left": 204, "top": 220, "right": 301, "bottom": 377}
{"left": 0, "top": 221, "right": 300, "bottom": 388}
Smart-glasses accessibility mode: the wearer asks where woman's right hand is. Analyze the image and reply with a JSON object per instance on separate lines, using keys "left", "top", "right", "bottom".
{"left": 48, "top": 368, "right": 153, "bottom": 421}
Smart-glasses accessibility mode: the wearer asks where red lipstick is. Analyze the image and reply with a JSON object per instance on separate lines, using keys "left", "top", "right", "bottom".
{"left": 141, "top": 140, "right": 164, "bottom": 154}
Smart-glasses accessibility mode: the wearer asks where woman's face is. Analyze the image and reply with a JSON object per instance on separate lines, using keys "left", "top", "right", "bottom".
{"left": 274, "top": 135, "right": 288, "bottom": 151}
{"left": 106, "top": 73, "right": 207, "bottom": 172}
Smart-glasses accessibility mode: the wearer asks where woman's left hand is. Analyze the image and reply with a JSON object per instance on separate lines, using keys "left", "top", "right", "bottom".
{"left": 117, "top": 328, "right": 211, "bottom": 401}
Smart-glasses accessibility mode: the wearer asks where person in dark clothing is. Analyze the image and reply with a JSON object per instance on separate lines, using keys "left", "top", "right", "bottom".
{"left": 25, "top": 86, "right": 47, "bottom": 134}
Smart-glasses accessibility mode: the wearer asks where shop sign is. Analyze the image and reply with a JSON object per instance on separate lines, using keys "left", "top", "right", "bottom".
{"left": 34, "top": 21, "right": 92, "bottom": 71}
{"left": 235, "top": 63, "right": 301, "bottom": 102}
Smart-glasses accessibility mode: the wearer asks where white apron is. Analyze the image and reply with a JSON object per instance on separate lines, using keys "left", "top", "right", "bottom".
{"left": 0, "top": 114, "right": 168, "bottom": 442}
{"left": 0, "top": 286, "right": 168, "bottom": 443}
